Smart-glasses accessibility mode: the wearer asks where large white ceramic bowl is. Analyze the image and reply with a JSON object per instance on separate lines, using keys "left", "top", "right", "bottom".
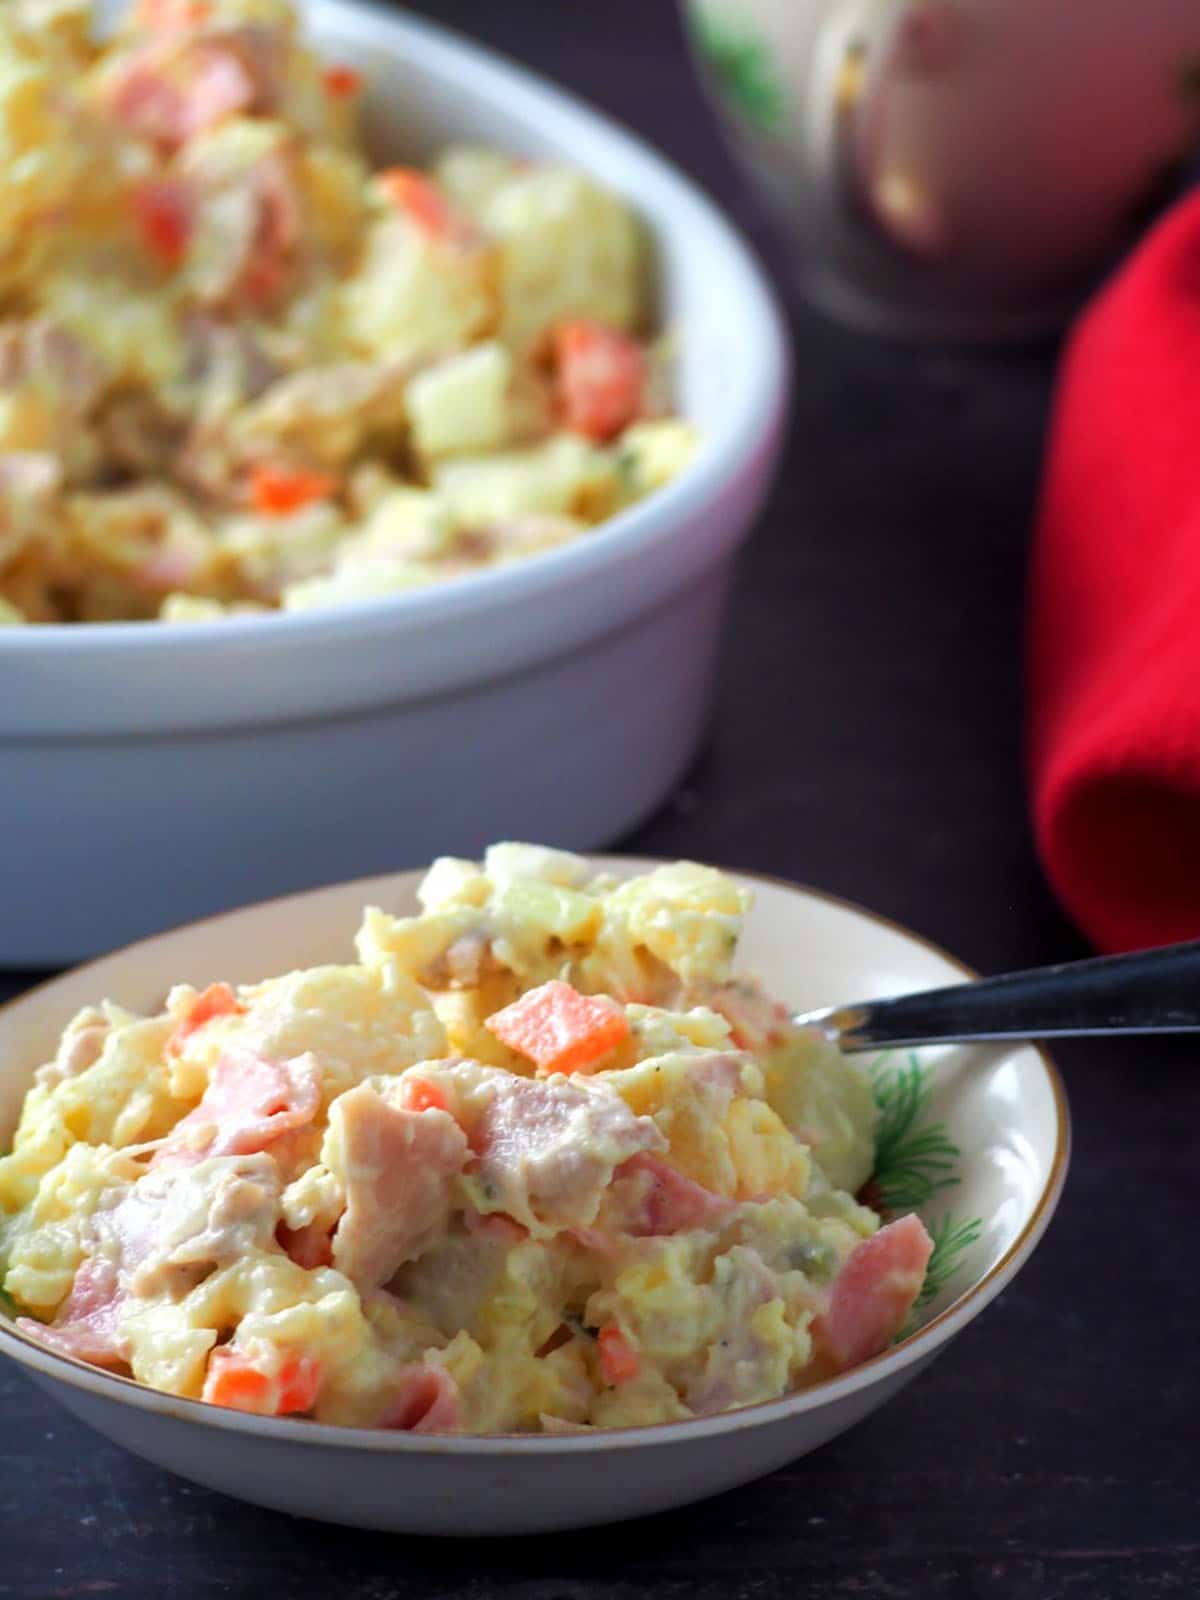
{"left": 0, "top": 1, "right": 790, "bottom": 966}
{"left": 0, "top": 862, "right": 1070, "bottom": 1535}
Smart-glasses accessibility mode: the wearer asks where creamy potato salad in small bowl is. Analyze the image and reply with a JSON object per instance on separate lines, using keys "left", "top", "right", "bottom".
{"left": 0, "top": 848, "right": 1069, "bottom": 1533}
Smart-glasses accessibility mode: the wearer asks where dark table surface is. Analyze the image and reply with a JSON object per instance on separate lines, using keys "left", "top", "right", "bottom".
{"left": 4, "top": 3, "right": 1199, "bottom": 1596}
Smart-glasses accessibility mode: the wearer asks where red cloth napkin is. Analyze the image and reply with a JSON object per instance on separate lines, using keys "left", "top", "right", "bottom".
{"left": 1030, "top": 191, "right": 1200, "bottom": 952}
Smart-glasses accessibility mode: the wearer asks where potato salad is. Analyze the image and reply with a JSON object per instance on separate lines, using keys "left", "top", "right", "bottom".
{"left": 0, "top": 0, "right": 694, "bottom": 624}
{"left": 0, "top": 847, "right": 932, "bottom": 1432}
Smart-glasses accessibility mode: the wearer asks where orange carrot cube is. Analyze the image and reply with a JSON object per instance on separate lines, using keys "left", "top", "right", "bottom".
{"left": 552, "top": 319, "right": 646, "bottom": 442}
{"left": 167, "top": 981, "right": 242, "bottom": 1057}
{"left": 484, "top": 980, "right": 629, "bottom": 1074}
{"left": 597, "top": 1323, "right": 640, "bottom": 1385}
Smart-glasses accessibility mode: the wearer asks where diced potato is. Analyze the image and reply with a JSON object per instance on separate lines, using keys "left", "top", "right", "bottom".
{"left": 299, "top": 145, "right": 369, "bottom": 257}
{"left": 605, "top": 863, "right": 750, "bottom": 986}
{"left": 406, "top": 342, "right": 513, "bottom": 463}
{"left": 417, "top": 856, "right": 491, "bottom": 911}
{"left": 281, "top": 560, "right": 436, "bottom": 612}
{"left": 475, "top": 165, "right": 645, "bottom": 351}
{"left": 493, "top": 879, "right": 603, "bottom": 953}
{"left": 484, "top": 842, "right": 590, "bottom": 890}
{"left": 342, "top": 214, "right": 499, "bottom": 363}
{"left": 616, "top": 419, "right": 698, "bottom": 497}
{"left": 160, "top": 594, "right": 267, "bottom": 622}
{"left": 219, "top": 502, "right": 348, "bottom": 601}
{"left": 433, "top": 144, "right": 521, "bottom": 217}
{"left": 433, "top": 434, "right": 619, "bottom": 527}
{"left": 42, "top": 274, "right": 185, "bottom": 392}
{"left": 340, "top": 487, "right": 455, "bottom": 565}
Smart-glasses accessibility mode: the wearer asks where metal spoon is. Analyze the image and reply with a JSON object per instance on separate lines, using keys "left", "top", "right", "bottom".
{"left": 793, "top": 939, "right": 1200, "bottom": 1051}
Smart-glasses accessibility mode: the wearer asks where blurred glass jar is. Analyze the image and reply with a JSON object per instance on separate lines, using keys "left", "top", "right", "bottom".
{"left": 683, "top": 0, "right": 1200, "bottom": 341}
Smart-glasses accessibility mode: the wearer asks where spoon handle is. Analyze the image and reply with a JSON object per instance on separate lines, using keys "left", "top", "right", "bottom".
{"left": 793, "top": 939, "right": 1200, "bottom": 1051}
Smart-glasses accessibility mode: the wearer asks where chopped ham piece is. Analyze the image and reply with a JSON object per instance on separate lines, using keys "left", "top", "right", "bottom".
{"left": 0, "top": 319, "right": 106, "bottom": 412}
{"left": 152, "top": 1047, "right": 321, "bottom": 1168}
{"left": 381, "top": 1362, "right": 460, "bottom": 1432}
{"left": 17, "top": 1153, "right": 282, "bottom": 1369}
{"left": 107, "top": 41, "right": 256, "bottom": 150}
{"left": 815, "top": 1213, "right": 935, "bottom": 1370}
{"left": 110, "top": 1153, "right": 281, "bottom": 1299}
{"left": 415, "top": 1060, "right": 665, "bottom": 1233}
{"left": 276, "top": 1219, "right": 334, "bottom": 1270}
{"left": 616, "top": 1152, "right": 733, "bottom": 1236}
{"left": 685, "top": 1245, "right": 783, "bottom": 1414}
{"left": 462, "top": 1207, "right": 528, "bottom": 1246}
{"left": 34, "top": 1006, "right": 110, "bottom": 1089}
{"left": 235, "top": 154, "right": 300, "bottom": 308}
{"left": 326, "top": 1084, "right": 468, "bottom": 1292}
{"left": 16, "top": 1258, "right": 126, "bottom": 1369}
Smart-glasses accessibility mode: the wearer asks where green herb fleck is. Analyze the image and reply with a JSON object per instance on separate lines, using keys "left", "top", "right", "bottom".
{"left": 786, "top": 1239, "right": 837, "bottom": 1281}
{"left": 916, "top": 1212, "right": 984, "bottom": 1310}
{"left": 896, "top": 1211, "right": 985, "bottom": 1342}
{"left": 868, "top": 1052, "right": 961, "bottom": 1215}
{"left": 690, "top": 5, "right": 786, "bottom": 134}
{"left": 0, "top": 1286, "right": 19, "bottom": 1320}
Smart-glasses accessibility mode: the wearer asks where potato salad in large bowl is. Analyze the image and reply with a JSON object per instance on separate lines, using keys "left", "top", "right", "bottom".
{"left": 0, "top": 0, "right": 694, "bottom": 624}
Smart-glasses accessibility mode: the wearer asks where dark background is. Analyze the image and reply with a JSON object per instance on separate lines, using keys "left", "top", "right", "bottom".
{"left": 3, "top": 4, "right": 1199, "bottom": 1595}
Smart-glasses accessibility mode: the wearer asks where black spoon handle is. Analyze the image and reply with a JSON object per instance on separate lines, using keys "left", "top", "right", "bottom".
{"left": 793, "top": 939, "right": 1200, "bottom": 1051}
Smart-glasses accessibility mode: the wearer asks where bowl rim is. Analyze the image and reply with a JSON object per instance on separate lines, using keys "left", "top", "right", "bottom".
{"left": 0, "top": 0, "right": 790, "bottom": 659}
{"left": 0, "top": 860, "right": 1071, "bottom": 1453}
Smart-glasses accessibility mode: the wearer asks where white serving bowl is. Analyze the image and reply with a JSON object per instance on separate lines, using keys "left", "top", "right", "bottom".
{"left": 0, "top": 1, "right": 789, "bottom": 966}
{"left": 0, "top": 861, "right": 1070, "bottom": 1535}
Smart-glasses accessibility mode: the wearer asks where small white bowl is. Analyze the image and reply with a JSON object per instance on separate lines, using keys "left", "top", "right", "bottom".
{"left": 0, "top": 862, "right": 1069, "bottom": 1535}
{"left": 0, "top": 0, "right": 790, "bottom": 966}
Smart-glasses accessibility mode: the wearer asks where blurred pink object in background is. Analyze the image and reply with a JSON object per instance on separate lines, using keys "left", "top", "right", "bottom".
{"left": 683, "top": 0, "right": 1200, "bottom": 341}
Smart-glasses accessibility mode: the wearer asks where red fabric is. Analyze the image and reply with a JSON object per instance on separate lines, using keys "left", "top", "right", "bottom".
{"left": 1030, "top": 191, "right": 1200, "bottom": 951}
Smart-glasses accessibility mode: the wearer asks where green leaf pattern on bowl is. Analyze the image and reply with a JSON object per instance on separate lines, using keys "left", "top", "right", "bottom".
{"left": 689, "top": 4, "right": 786, "bottom": 134}
{"left": 866, "top": 1050, "right": 984, "bottom": 1338}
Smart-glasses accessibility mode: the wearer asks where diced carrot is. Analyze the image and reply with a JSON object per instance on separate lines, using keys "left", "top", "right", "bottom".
{"left": 597, "top": 1323, "right": 640, "bottom": 1385}
{"left": 249, "top": 464, "right": 338, "bottom": 516}
{"left": 399, "top": 1077, "right": 450, "bottom": 1115}
{"left": 203, "top": 1347, "right": 320, "bottom": 1415}
{"left": 323, "top": 64, "right": 362, "bottom": 98}
{"left": 484, "top": 980, "right": 629, "bottom": 1075}
{"left": 552, "top": 319, "right": 646, "bottom": 442}
{"left": 138, "top": 0, "right": 211, "bottom": 27}
{"left": 204, "top": 1358, "right": 271, "bottom": 1412}
{"left": 166, "top": 981, "right": 243, "bottom": 1057}
{"left": 134, "top": 181, "right": 193, "bottom": 270}
{"left": 376, "top": 167, "right": 464, "bottom": 240}
{"left": 276, "top": 1355, "right": 321, "bottom": 1414}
